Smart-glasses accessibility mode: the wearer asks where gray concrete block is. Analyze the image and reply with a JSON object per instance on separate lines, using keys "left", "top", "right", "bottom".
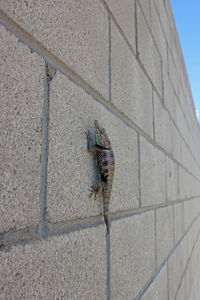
{"left": 188, "top": 239, "right": 200, "bottom": 300}
{"left": 185, "top": 258, "right": 192, "bottom": 300}
{"left": 153, "top": 0, "right": 173, "bottom": 55}
{"left": 111, "top": 211, "right": 155, "bottom": 300}
{"left": 166, "top": 156, "right": 179, "bottom": 201}
{"left": 151, "top": 0, "right": 168, "bottom": 69}
{"left": 140, "top": 265, "right": 168, "bottom": 300}
{"left": 154, "top": 91, "right": 172, "bottom": 154}
{"left": 188, "top": 266, "right": 200, "bottom": 300}
{"left": 174, "top": 203, "right": 184, "bottom": 244}
{"left": 0, "top": 25, "right": 44, "bottom": 233}
{"left": 156, "top": 206, "right": 174, "bottom": 267}
{"left": 163, "top": 67, "right": 176, "bottom": 122}
{"left": 184, "top": 198, "right": 200, "bottom": 232}
{"left": 140, "top": 136, "right": 166, "bottom": 206}
{"left": 104, "top": 0, "right": 136, "bottom": 50}
{"left": 137, "top": 0, "right": 151, "bottom": 27}
{"left": 168, "top": 243, "right": 184, "bottom": 300}
{"left": 171, "top": 121, "right": 182, "bottom": 162}
{"left": 175, "top": 100, "right": 189, "bottom": 146}
{"left": 111, "top": 21, "right": 153, "bottom": 138}
{"left": 0, "top": 226, "right": 106, "bottom": 299}
{"left": 137, "top": 3, "right": 162, "bottom": 96}
{"left": 179, "top": 167, "right": 190, "bottom": 200}
{"left": 176, "top": 275, "right": 186, "bottom": 300}
{"left": 47, "top": 72, "right": 139, "bottom": 224}
{"left": 168, "top": 53, "right": 180, "bottom": 99}
{"left": 0, "top": 0, "right": 109, "bottom": 99}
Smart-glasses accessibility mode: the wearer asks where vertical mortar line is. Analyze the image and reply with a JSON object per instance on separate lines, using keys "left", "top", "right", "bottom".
{"left": 39, "top": 62, "right": 56, "bottom": 238}
{"left": 149, "top": 0, "right": 152, "bottom": 28}
{"left": 177, "top": 164, "right": 180, "bottom": 200}
{"left": 106, "top": 231, "right": 111, "bottom": 300}
{"left": 134, "top": 0, "right": 139, "bottom": 57}
{"left": 161, "top": 59, "right": 164, "bottom": 102}
{"left": 165, "top": 155, "right": 168, "bottom": 202}
{"left": 154, "top": 208, "right": 157, "bottom": 271}
{"left": 182, "top": 201, "right": 185, "bottom": 240}
{"left": 167, "top": 262, "right": 170, "bottom": 300}
{"left": 152, "top": 86, "right": 155, "bottom": 141}
{"left": 108, "top": 14, "right": 112, "bottom": 102}
{"left": 172, "top": 204, "right": 175, "bottom": 247}
{"left": 137, "top": 133, "right": 141, "bottom": 207}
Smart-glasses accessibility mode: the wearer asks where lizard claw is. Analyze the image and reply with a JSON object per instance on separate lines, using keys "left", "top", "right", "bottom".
{"left": 85, "top": 131, "right": 91, "bottom": 141}
{"left": 89, "top": 185, "right": 98, "bottom": 199}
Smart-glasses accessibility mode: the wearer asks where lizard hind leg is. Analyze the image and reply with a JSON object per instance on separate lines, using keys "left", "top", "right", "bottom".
{"left": 89, "top": 182, "right": 106, "bottom": 199}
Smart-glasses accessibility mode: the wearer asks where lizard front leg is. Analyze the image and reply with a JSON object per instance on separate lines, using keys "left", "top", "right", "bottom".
{"left": 85, "top": 131, "right": 96, "bottom": 153}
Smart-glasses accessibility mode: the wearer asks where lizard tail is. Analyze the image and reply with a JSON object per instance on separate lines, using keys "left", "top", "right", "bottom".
{"left": 104, "top": 214, "right": 110, "bottom": 234}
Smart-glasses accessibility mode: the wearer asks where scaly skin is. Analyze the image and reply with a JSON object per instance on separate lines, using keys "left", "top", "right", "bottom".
{"left": 86, "top": 120, "right": 115, "bottom": 233}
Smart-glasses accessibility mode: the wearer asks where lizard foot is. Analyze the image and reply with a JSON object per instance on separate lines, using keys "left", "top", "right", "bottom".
{"left": 85, "top": 131, "right": 91, "bottom": 142}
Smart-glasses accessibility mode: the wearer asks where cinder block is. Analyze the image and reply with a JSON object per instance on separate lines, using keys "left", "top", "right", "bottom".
{"left": 111, "top": 21, "right": 153, "bottom": 138}
{"left": 0, "top": 25, "right": 44, "bottom": 233}
{"left": 184, "top": 199, "right": 199, "bottom": 232}
{"left": 154, "top": 91, "right": 172, "bottom": 154}
{"left": 150, "top": 0, "right": 168, "bottom": 69}
{"left": 166, "top": 156, "right": 179, "bottom": 201}
{"left": 0, "top": 226, "right": 106, "bottom": 299}
{"left": 0, "top": 0, "right": 109, "bottom": 99}
{"left": 47, "top": 72, "right": 139, "bottom": 224}
{"left": 153, "top": 0, "right": 173, "bottom": 58}
{"left": 179, "top": 167, "right": 190, "bottom": 200}
{"left": 156, "top": 206, "right": 174, "bottom": 267}
{"left": 174, "top": 203, "right": 184, "bottom": 244}
{"left": 168, "top": 244, "right": 183, "bottom": 300}
{"left": 137, "top": 3, "right": 162, "bottom": 96}
{"left": 110, "top": 211, "right": 155, "bottom": 300}
{"left": 168, "top": 53, "right": 180, "bottom": 99}
{"left": 171, "top": 121, "right": 182, "bottom": 162}
{"left": 140, "top": 265, "right": 168, "bottom": 300}
{"left": 137, "top": 0, "right": 151, "bottom": 27}
{"left": 185, "top": 257, "right": 192, "bottom": 300}
{"left": 176, "top": 275, "right": 186, "bottom": 300}
{"left": 140, "top": 136, "right": 166, "bottom": 206}
{"left": 185, "top": 234, "right": 200, "bottom": 300}
{"left": 163, "top": 68, "right": 176, "bottom": 122}
{"left": 188, "top": 240, "right": 200, "bottom": 299}
{"left": 104, "top": 0, "right": 136, "bottom": 50}
{"left": 175, "top": 98, "right": 187, "bottom": 141}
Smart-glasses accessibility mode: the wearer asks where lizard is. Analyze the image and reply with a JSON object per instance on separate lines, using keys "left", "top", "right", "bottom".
{"left": 86, "top": 120, "right": 115, "bottom": 234}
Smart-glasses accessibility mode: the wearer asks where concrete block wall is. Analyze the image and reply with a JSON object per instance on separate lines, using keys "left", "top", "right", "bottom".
{"left": 0, "top": 0, "right": 200, "bottom": 299}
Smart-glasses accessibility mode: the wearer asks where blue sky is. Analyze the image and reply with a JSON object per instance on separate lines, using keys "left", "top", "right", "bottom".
{"left": 170, "top": 0, "right": 200, "bottom": 119}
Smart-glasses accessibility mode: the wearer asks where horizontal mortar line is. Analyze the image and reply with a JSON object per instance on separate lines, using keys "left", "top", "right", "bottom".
{"left": 152, "top": 0, "right": 200, "bottom": 143}
{"left": 100, "top": 0, "right": 136, "bottom": 56}
{"left": 110, "top": 0, "right": 199, "bottom": 162}
{"left": 153, "top": 80, "right": 200, "bottom": 176}
{"left": 136, "top": 0, "right": 167, "bottom": 69}
{"left": 159, "top": 0, "right": 200, "bottom": 146}
{"left": 1, "top": 195, "right": 199, "bottom": 248}
{"left": 0, "top": 225, "right": 40, "bottom": 249}
{"left": 134, "top": 212, "right": 200, "bottom": 300}
{"left": 0, "top": 9, "right": 200, "bottom": 182}
{"left": 174, "top": 231, "right": 200, "bottom": 300}
{"left": 164, "top": 73, "right": 200, "bottom": 172}
{"left": 111, "top": 195, "right": 200, "bottom": 222}
{"left": 101, "top": 0, "right": 164, "bottom": 103}
{"left": 102, "top": 0, "right": 200, "bottom": 171}
{"left": 49, "top": 215, "right": 104, "bottom": 236}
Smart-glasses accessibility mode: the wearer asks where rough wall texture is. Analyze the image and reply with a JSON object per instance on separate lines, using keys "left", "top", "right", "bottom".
{"left": 0, "top": 1, "right": 200, "bottom": 299}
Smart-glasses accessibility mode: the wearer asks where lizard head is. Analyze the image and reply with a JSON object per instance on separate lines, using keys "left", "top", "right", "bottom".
{"left": 94, "top": 120, "right": 111, "bottom": 149}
